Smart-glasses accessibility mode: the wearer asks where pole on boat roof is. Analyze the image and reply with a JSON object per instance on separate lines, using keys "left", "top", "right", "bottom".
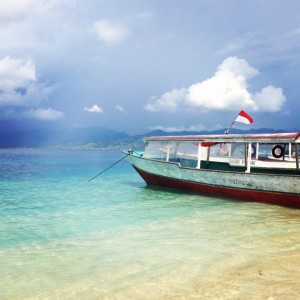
{"left": 225, "top": 110, "right": 242, "bottom": 134}
{"left": 197, "top": 143, "right": 202, "bottom": 169}
{"left": 245, "top": 143, "right": 252, "bottom": 173}
{"left": 88, "top": 151, "right": 132, "bottom": 182}
{"left": 296, "top": 144, "right": 299, "bottom": 170}
{"left": 224, "top": 117, "right": 237, "bottom": 134}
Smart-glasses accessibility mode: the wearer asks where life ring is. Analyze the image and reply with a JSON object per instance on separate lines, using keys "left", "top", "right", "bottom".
{"left": 272, "top": 145, "right": 284, "bottom": 159}
{"left": 219, "top": 143, "right": 229, "bottom": 156}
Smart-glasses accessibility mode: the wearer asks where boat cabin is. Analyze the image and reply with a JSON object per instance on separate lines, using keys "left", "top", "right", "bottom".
{"left": 143, "top": 132, "right": 300, "bottom": 175}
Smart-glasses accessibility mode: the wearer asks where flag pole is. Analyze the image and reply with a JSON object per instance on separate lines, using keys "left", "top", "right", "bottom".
{"left": 224, "top": 111, "right": 240, "bottom": 134}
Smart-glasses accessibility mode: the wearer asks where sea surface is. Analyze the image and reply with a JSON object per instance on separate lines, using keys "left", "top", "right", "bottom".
{"left": 0, "top": 149, "right": 299, "bottom": 299}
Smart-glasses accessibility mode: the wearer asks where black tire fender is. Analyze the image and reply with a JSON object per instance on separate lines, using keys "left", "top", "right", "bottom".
{"left": 272, "top": 145, "right": 284, "bottom": 159}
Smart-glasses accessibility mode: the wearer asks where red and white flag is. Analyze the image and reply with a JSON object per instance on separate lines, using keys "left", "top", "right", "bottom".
{"left": 234, "top": 110, "right": 253, "bottom": 124}
{"left": 225, "top": 110, "right": 254, "bottom": 134}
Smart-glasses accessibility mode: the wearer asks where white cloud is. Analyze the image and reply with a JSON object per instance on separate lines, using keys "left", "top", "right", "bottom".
{"left": 83, "top": 104, "right": 103, "bottom": 113}
{"left": 92, "top": 19, "right": 130, "bottom": 46}
{"left": 0, "top": 0, "right": 68, "bottom": 23}
{"left": 0, "top": 0, "right": 42, "bottom": 23}
{"left": 149, "top": 124, "right": 207, "bottom": 132}
{"left": 24, "top": 107, "right": 64, "bottom": 120}
{"left": 115, "top": 105, "right": 125, "bottom": 112}
{"left": 145, "top": 88, "right": 187, "bottom": 112}
{"left": 0, "top": 56, "right": 52, "bottom": 106}
{"left": 0, "top": 57, "right": 59, "bottom": 122}
{"left": 186, "top": 57, "right": 258, "bottom": 110}
{"left": 145, "top": 57, "right": 286, "bottom": 113}
{"left": 0, "top": 56, "right": 35, "bottom": 90}
{"left": 253, "top": 86, "right": 286, "bottom": 112}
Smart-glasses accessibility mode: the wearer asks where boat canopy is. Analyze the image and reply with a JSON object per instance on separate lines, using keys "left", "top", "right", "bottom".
{"left": 144, "top": 132, "right": 300, "bottom": 144}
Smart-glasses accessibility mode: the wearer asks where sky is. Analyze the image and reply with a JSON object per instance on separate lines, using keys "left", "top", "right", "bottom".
{"left": 0, "top": 0, "right": 300, "bottom": 134}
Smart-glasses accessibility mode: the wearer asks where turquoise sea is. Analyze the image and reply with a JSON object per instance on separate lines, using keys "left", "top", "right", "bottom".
{"left": 0, "top": 149, "right": 299, "bottom": 299}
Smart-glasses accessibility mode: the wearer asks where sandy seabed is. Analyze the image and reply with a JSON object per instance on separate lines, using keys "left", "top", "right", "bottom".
{"left": 24, "top": 247, "right": 299, "bottom": 300}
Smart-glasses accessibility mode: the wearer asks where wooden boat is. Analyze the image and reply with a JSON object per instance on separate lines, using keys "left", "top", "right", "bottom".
{"left": 125, "top": 132, "right": 300, "bottom": 208}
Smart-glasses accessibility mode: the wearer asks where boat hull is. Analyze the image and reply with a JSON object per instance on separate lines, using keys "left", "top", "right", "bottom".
{"left": 128, "top": 155, "right": 300, "bottom": 209}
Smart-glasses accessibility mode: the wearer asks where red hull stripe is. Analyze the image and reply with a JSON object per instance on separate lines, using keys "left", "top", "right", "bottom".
{"left": 133, "top": 166, "right": 300, "bottom": 209}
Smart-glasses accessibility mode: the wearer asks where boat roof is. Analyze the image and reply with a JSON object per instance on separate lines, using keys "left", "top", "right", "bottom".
{"left": 144, "top": 132, "right": 300, "bottom": 144}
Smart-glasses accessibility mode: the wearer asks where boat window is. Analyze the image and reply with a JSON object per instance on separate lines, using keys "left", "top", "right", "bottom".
{"left": 290, "top": 144, "right": 300, "bottom": 158}
{"left": 249, "top": 143, "right": 299, "bottom": 161}
{"left": 230, "top": 143, "right": 245, "bottom": 158}
{"left": 144, "top": 141, "right": 168, "bottom": 160}
{"left": 174, "top": 142, "right": 198, "bottom": 159}
{"left": 144, "top": 141, "right": 199, "bottom": 167}
{"left": 209, "top": 143, "right": 232, "bottom": 158}
{"left": 171, "top": 142, "right": 198, "bottom": 167}
{"left": 229, "top": 143, "right": 289, "bottom": 160}
{"left": 258, "top": 143, "right": 291, "bottom": 161}
{"left": 256, "top": 144, "right": 273, "bottom": 160}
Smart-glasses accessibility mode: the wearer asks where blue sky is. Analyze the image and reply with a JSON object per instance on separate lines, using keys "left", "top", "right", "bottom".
{"left": 0, "top": 0, "right": 299, "bottom": 134}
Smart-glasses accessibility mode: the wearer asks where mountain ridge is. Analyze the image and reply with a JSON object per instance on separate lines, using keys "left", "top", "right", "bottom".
{"left": 0, "top": 126, "right": 297, "bottom": 148}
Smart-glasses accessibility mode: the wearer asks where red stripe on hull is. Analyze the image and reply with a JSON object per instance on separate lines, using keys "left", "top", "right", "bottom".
{"left": 133, "top": 166, "right": 300, "bottom": 209}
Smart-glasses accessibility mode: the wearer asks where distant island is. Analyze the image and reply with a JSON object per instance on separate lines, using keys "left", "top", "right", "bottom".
{"left": 0, "top": 126, "right": 296, "bottom": 149}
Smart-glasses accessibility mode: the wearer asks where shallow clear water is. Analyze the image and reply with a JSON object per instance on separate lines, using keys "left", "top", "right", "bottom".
{"left": 0, "top": 149, "right": 299, "bottom": 299}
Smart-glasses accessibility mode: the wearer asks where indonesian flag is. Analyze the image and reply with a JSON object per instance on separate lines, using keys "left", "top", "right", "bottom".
{"left": 234, "top": 110, "right": 253, "bottom": 124}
